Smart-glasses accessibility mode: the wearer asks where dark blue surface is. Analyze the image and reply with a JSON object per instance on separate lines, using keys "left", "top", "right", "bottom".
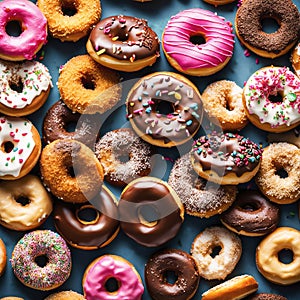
{"left": 0, "top": 0, "right": 300, "bottom": 299}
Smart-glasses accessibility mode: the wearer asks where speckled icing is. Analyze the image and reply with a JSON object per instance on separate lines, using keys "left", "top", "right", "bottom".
{"left": 0, "top": 60, "right": 52, "bottom": 109}
{"left": 83, "top": 255, "right": 144, "bottom": 300}
{"left": 244, "top": 66, "right": 300, "bottom": 127}
{"left": 163, "top": 8, "right": 234, "bottom": 70}
{"left": 0, "top": 116, "right": 35, "bottom": 177}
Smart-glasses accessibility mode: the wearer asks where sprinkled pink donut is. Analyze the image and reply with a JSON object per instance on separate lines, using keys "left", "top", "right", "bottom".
{"left": 0, "top": 0, "right": 47, "bottom": 61}
{"left": 11, "top": 230, "right": 71, "bottom": 291}
{"left": 162, "top": 8, "right": 234, "bottom": 76}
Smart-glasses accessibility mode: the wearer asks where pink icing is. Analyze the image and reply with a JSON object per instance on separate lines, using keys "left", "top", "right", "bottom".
{"left": 0, "top": 0, "right": 47, "bottom": 60}
{"left": 163, "top": 8, "right": 234, "bottom": 70}
{"left": 83, "top": 255, "right": 144, "bottom": 300}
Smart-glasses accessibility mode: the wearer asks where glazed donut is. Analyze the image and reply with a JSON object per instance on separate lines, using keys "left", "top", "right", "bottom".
{"left": 201, "top": 80, "right": 248, "bottom": 131}
{"left": 37, "top": 0, "right": 101, "bottom": 42}
{"left": 292, "top": 42, "right": 300, "bottom": 78}
{"left": 220, "top": 190, "right": 279, "bottom": 236}
{"left": 40, "top": 139, "right": 104, "bottom": 203}
{"left": 11, "top": 230, "right": 71, "bottom": 291}
{"left": 82, "top": 254, "right": 144, "bottom": 300}
{"left": 0, "top": 60, "right": 52, "bottom": 117}
{"left": 168, "top": 153, "right": 237, "bottom": 218}
{"left": 0, "top": 116, "right": 41, "bottom": 180}
{"left": 245, "top": 294, "right": 287, "bottom": 300}
{"left": 0, "top": 175, "right": 53, "bottom": 231}
{"left": 202, "top": 0, "right": 235, "bottom": 6}
{"left": 43, "top": 100, "right": 98, "bottom": 148}
{"left": 255, "top": 142, "right": 300, "bottom": 204}
{"left": 58, "top": 55, "right": 121, "bottom": 114}
{"left": 126, "top": 72, "right": 203, "bottom": 148}
{"left": 235, "top": 0, "right": 300, "bottom": 58}
{"left": 119, "top": 177, "right": 184, "bottom": 247}
{"left": 145, "top": 249, "right": 200, "bottom": 300}
{"left": 86, "top": 15, "right": 160, "bottom": 72}
{"left": 0, "top": 238, "right": 6, "bottom": 277}
{"left": 191, "top": 226, "right": 242, "bottom": 280}
{"left": 243, "top": 66, "right": 300, "bottom": 133}
{"left": 54, "top": 185, "right": 119, "bottom": 250}
{"left": 256, "top": 227, "right": 300, "bottom": 285}
{"left": 201, "top": 274, "right": 258, "bottom": 300}
{"left": 95, "top": 128, "right": 152, "bottom": 187}
{"left": 190, "top": 132, "right": 263, "bottom": 185}
{"left": 162, "top": 8, "right": 234, "bottom": 76}
{"left": 44, "top": 291, "right": 85, "bottom": 300}
{"left": 0, "top": 0, "right": 47, "bottom": 61}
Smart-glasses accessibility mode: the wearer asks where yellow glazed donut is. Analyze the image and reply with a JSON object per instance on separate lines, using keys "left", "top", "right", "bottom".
{"left": 256, "top": 227, "right": 300, "bottom": 285}
{"left": 0, "top": 238, "right": 6, "bottom": 277}
{"left": 292, "top": 42, "right": 300, "bottom": 78}
{"left": 44, "top": 291, "right": 85, "bottom": 300}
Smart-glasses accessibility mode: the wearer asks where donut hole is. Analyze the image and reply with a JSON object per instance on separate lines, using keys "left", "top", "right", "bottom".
{"left": 155, "top": 100, "right": 175, "bottom": 115}
{"left": 15, "top": 196, "right": 30, "bottom": 206}
{"left": 210, "top": 245, "right": 222, "bottom": 258}
{"left": 275, "top": 166, "right": 288, "bottom": 178}
{"left": 61, "top": 2, "right": 78, "bottom": 17}
{"left": 118, "top": 154, "right": 130, "bottom": 163}
{"left": 104, "top": 277, "right": 120, "bottom": 293}
{"left": 81, "top": 76, "right": 96, "bottom": 90}
{"left": 1, "top": 141, "right": 14, "bottom": 153}
{"left": 66, "top": 121, "right": 77, "bottom": 133}
{"left": 76, "top": 206, "right": 100, "bottom": 225}
{"left": 278, "top": 249, "right": 294, "bottom": 264}
{"left": 261, "top": 17, "right": 280, "bottom": 34}
{"left": 35, "top": 255, "right": 49, "bottom": 268}
{"left": 189, "top": 35, "right": 206, "bottom": 46}
{"left": 268, "top": 93, "right": 283, "bottom": 104}
{"left": 67, "top": 166, "right": 76, "bottom": 178}
{"left": 239, "top": 201, "right": 260, "bottom": 212}
{"left": 9, "top": 77, "right": 24, "bottom": 93}
{"left": 5, "top": 20, "right": 23, "bottom": 37}
{"left": 138, "top": 204, "right": 159, "bottom": 227}
{"left": 163, "top": 270, "right": 178, "bottom": 285}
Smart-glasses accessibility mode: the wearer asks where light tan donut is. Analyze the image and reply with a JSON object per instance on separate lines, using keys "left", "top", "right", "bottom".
{"left": 44, "top": 291, "right": 85, "bottom": 300}
{"left": 0, "top": 298, "right": 24, "bottom": 300}
{"left": 291, "top": 42, "right": 300, "bottom": 78}
{"left": 202, "top": 0, "right": 235, "bottom": 6}
{"left": 256, "top": 227, "right": 300, "bottom": 285}
{"left": 0, "top": 238, "right": 6, "bottom": 277}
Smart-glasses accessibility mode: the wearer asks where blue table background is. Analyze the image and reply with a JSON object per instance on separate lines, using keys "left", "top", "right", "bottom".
{"left": 0, "top": 0, "right": 300, "bottom": 299}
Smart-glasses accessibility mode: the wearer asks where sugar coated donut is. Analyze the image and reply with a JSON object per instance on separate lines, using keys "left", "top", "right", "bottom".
{"left": 119, "top": 177, "right": 184, "bottom": 247}
{"left": 44, "top": 291, "right": 85, "bottom": 300}
{"left": 11, "top": 230, "right": 71, "bottom": 291}
{"left": 292, "top": 42, "right": 300, "bottom": 78}
{"left": 0, "top": 60, "right": 52, "bottom": 117}
{"left": 256, "top": 227, "right": 300, "bottom": 285}
{"left": 0, "top": 238, "right": 6, "bottom": 277}
{"left": 255, "top": 142, "right": 300, "bottom": 204}
{"left": 235, "top": 0, "right": 300, "bottom": 58}
{"left": 201, "top": 274, "right": 258, "bottom": 300}
{"left": 0, "top": 175, "right": 52, "bottom": 231}
{"left": 191, "top": 226, "right": 242, "bottom": 280}
{"left": 86, "top": 15, "right": 160, "bottom": 72}
{"left": 201, "top": 80, "right": 248, "bottom": 131}
{"left": 0, "top": 0, "right": 47, "bottom": 61}
{"left": 220, "top": 190, "right": 279, "bottom": 236}
{"left": 58, "top": 55, "right": 121, "bottom": 114}
{"left": 40, "top": 139, "right": 104, "bottom": 203}
{"left": 95, "top": 128, "right": 152, "bottom": 187}
{"left": 37, "top": 0, "right": 101, "bottom": 42}
{"left": 0, "top": 116, "right": 41, "bottom": 180}
{"left": 83, "top": 254, "right": 144, "bottom": 300}
{"left": 243, "top": 66, "right": 300, "bottom": 133}
{"left": 168, "top": 153, "right": 237, "bottom": 218}
{"left": 145, "top": 249, "right": 200, "bottom": 300}
{"left": 245, "top": 293, "right": 287, "bottom": 300}
{"left": 126, "top": 72, "right": 203, "bottom": 147}
{"left": 191, "top": 132, "right": 263, "bottom": 185}
{"left": 162, "top": 8, "right": 234, "bottom": 76}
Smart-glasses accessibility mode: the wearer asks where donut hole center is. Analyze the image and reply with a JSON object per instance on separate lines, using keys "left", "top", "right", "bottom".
{"left": 240, "top": 201, "right": 260, "bottom": 212}
{"left": 268, "top": 93, "right": 282, "bottom": 104}
{"left": 1, "top": 141, "right": 14, "bottom": 153}
{"left": 15, "top": 196, "right": 30, "bottom": 206}
{"left": 81, "top": 76, "right": 95, "bottom": 90}
{"left": 67, "top": 166, "right": 76, "bottom": 178}
{"left": 9, "top": 77, "right": 24, "bottom": 93}
{"left": 261, "top": 17, "right": 280, "bottom": 34}
{"left": 35, "top": 255, "right": 49, "bottom": 268}
{"left": 138, "top": 204, "right": 159, "bottom": 227}
{"left": 278, "top": 249, "right": 294, "bottom": 264}
{"left": 155, "top": 100, "right": 175, "bottom": 116}
{"left": 76, "top": 206, "right": 100, "bottom": 225}
{"left": 61, "top": 2, "right": 77, "bottom": 16}
{"left": 275, "top": 167, "right": 288, "bottom": 178}
{"left": 117, "top": 153, "right": 130, "bottom": 163}
{"left": 5, "top": 20, "right": 23, "bottom": 37}
{"left": 164, "top": 270, "right": 178, "bottom": 285}
{"left": 210, "top": 245, "right": 222, "bottom": 258}
{"left": 105, "top": 277, "right": 120, "bottom": 293}
{"left": 189, "top": 34, "right": 206, "bottom": 46}
{"left": 66, "top": 121, "right": 77, "bottom": 133}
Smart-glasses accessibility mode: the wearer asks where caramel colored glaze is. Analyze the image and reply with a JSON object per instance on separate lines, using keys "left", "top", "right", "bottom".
{"left": 54, "top": 187, "right": 119, "bottom": 249}
{"left": 192, "top": 132, "right": 263, "bottom": 177}
{"left": 89, "top": 15, "right": 160, "bottom": 61}
{"left": 221, "top": 190, "right": 279, "bottom": 235}
{"left": 145, "top": 249, "right": 200, "bottom": 300}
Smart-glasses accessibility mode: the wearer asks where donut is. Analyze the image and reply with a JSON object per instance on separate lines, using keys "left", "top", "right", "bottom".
{"left": 82, "top": 254, "right": 144, "bottom": 300}
{"left": 126, "top": 72, "right": 203, "bottom": 148}
{"left": 118, "top": 177, "right": 184, "bottom": 247}
{"left": 0, "top": 238, "right": 6, "bottom": 277}
{"left": 95, "top": 128, "right": 152, "bottom": 187}
{"left": 190, "top": 132, "right": 263, "bottom": 185}
{"left": 86, "top": 15, "right": 160, "bottom": 72}
{"left": 220, "top": 190, "right": 280, "bottom": 236}
{"left": 162, "top": 8, "right": 234, "bottom": 76}
{"left": 168, "top": 153, "right": 237, "bottom": 218}
{"left": 292, "top": 42, "right": 300, "bottom": 78}
{"left": 243, "top": 66, "right": 300, "bottom": 133}
{"left": 202, "top": 0, "right": 235, "bottom": 6}
{"left": 255, "top": 142, "right": 300, "bottom": 204}
{"left": 245, "top": 294, "right": 287, "bottom": 300}
{"left": 40, "top": 139, "right": 104, "bottom": 203}
{"left": 37, "top": 0, "right": 101, "bottom": 42}
{"left": 57, "top": 55, "right": 121, "bottom": 114}
{"left": 256, "top": 227, "right": 300, "bottom": 285}
{"left": 0, "top": 0, "right": 47, "bottom": 61}
{"left": 201, "top": 80, "right": 248, "bottom": 131}
{"left": 54, "top": 185, "right": 119, "bottom": 250}
{"left": 0, "top": 116, "right": 41, "bottom": 180}
{"left": 44, "top": 291, "right": 85, "bottom": 300}
{"left": 0, "top": 60, "right": 52, "bottom": 117}
{"left": 0, "top": 298, "right": 24, "bottom": 300}
{"left": 201, "top": 274, "right": 259, "bottom": 300}
{"left": 235, "top": 0, "right": 300, "bottom": 58}
{"left": 11, "top": 230, "right": 72, "bottom": 291}
{"left": 43, "top": 100, "right": 99, "bottom": 148}
{"left": 0, "top": 175, "right": 53, "bottom": 231}
{"left": 145, "top": 248, "right": 200, "bottom": 300}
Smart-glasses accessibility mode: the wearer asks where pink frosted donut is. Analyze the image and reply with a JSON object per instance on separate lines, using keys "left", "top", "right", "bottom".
{"left": 162, "top": 8, "right": 234, "bottom": 76}
{"left": 0, "top": 0, "right": 47, "bottom": 61}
